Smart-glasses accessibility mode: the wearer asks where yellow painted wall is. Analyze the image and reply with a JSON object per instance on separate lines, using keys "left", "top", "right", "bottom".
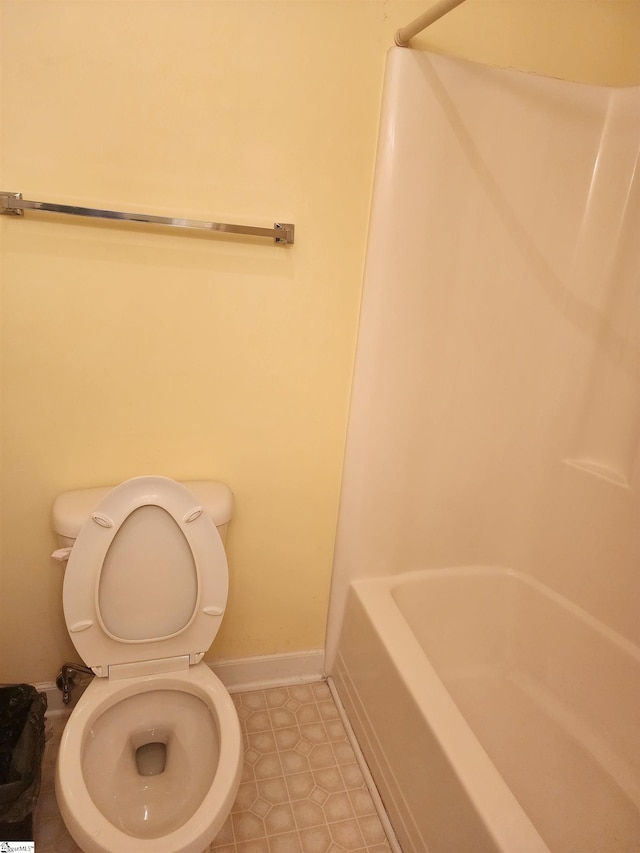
{"left": 1, "top": 0, "right": 637, "bottom": 685}
{"left": 415, "top": 0, "right": 640, "bottom": 86}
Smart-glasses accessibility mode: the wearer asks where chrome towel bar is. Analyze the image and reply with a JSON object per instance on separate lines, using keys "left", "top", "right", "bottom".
{"left": 0, "top": 191, "right": 295, "bottom": 245}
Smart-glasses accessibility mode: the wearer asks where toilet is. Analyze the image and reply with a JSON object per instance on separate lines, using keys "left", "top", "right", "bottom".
{"left": 51, "top": 476, "right": 243, "bottom": 853}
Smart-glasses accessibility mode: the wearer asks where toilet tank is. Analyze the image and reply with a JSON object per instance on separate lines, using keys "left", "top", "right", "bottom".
{"left": 52, "top": 479, "right": 234, "bottom": 549}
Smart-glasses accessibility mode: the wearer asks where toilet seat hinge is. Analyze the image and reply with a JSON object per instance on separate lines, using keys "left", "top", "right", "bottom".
{"left": 108, "top": 655, "right": 190, "bottom": 680}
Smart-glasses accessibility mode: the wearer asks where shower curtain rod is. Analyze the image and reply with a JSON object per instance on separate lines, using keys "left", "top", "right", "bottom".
{"left": 0, "top": 191, "right": 295, "bottom": 245}
{"left": 395, "top": 0, "right": 467, "bottom": 46}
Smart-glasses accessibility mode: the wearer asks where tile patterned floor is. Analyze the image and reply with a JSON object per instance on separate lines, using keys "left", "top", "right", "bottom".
{"left": 33, "top": 681, "right": 394, "bottom": 853}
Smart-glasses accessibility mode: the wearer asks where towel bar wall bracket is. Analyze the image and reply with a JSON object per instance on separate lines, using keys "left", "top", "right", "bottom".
{"left": 0, "top": 192, "right": 295, "bottom": 245}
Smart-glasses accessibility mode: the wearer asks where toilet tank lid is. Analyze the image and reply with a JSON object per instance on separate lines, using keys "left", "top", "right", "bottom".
{"left": 52, "top": 479, "right": 233, "bottom": 540}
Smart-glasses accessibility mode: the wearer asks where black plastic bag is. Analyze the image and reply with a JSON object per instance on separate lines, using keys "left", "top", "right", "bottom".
{"left": 0, "top": 684, "right": 47, "bottom": 824}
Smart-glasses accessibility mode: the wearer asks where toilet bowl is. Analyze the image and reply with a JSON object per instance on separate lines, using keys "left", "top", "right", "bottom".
{"left": 52, "top": 476, "right": 243, "bottom": 853}
{"left": 55, "top": 665, "right": 241, "bottom": 853}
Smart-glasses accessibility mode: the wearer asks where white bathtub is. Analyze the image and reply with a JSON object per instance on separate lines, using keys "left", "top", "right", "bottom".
{"left": 332, "top": 567, "right": 640, "bottom": 853}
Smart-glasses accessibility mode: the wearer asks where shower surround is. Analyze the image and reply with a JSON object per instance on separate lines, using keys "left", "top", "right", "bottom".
{"left": 326, "top": 49, "right": 640, "bottom": 852}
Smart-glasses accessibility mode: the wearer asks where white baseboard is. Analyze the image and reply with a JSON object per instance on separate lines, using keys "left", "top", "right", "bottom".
{"left": 211, "top": 649, "right": 325, "bottom": 693}
{"left": 35, "top": 649, "right": 326, "bottom": 713}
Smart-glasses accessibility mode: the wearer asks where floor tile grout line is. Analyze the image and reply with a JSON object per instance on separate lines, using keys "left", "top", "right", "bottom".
{"left": 326, "top": 677, "right": 402, "bottom": 853}
{"left": 282, "top": 690, "right": 324, "bottom": 850}
{"left": 249, "top": 684, "right": 306, "bottom": 852}
{"left": 264, "top": 683, "right": 361, "bottom": 852}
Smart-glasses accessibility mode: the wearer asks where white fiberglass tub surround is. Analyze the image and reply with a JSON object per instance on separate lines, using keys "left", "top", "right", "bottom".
{"left": 326, "top": 47, "right": 640, "bottom": 853}
{"left": 333, "top": 568, "right": 640, "bottom": 853}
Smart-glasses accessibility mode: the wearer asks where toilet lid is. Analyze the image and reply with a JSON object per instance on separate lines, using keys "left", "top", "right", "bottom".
{"left": 62, "top": 476, "right": 229, "bottom": 677}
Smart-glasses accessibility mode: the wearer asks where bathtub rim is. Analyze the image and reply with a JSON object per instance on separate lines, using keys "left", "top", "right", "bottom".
{"left": 349, "top": 566, "right": 556, "bottom": 853}
{"left": 367, "top": 564, "right": 640, "bottom": 663}
{"left": 347, "top": 563, "right": 640, "bottom": 852}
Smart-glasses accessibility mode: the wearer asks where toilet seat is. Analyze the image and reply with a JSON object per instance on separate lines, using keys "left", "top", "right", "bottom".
{"left": 62, "top": 476, "right": 229, "bottom": 678}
